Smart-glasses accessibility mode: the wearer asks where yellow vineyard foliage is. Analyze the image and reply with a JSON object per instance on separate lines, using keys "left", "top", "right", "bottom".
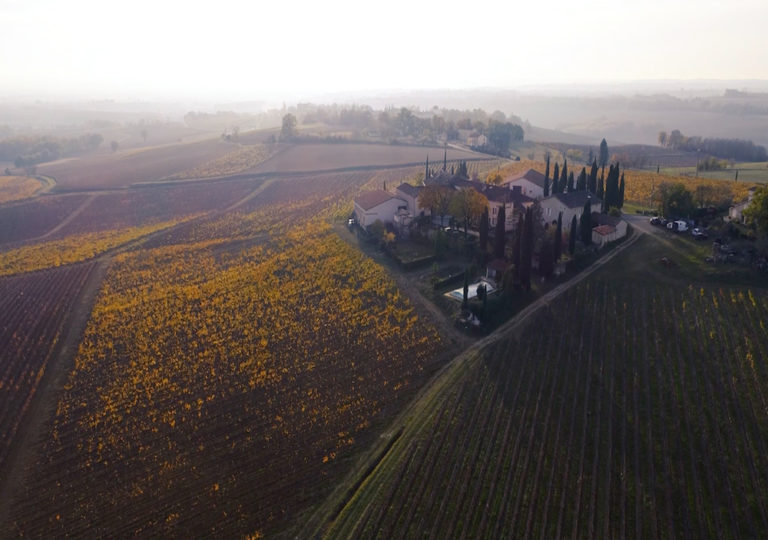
{"left": 28, "top": 170, "right": 443, "bottom": 533}
{"left": 492, "top": 160, "right": 756, "bottom": 205}
{"left": 0, "top": 217, "right": 198, "bottom": 276}
{"left": 165, "top": 144, "right": 276, "bottom": 180}
{"left": 621, "top": 169, "right": 756, "bottom": 205}
{"left": 0, "top": 175, "right": 45, "bottom": 203}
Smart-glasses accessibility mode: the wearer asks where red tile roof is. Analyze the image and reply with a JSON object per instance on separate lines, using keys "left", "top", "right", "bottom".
{"left": 354, "top": 190, "right": 401, "bottom": 210}
{"left": 593, "top": 224, "right": 616, "bottom": 236}
{"left": 502, "top": 168, "right": 548, "bottom": 189}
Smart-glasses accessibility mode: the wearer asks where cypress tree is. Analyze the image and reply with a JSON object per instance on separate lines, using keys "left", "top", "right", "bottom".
{"left": 554, "top": 211, "right": 563, "bottom": 262}
{"left": 577, "top": 167, "right": 587, "bottom": 191}
{"left": 560, "top": 159, "right": 568, "bottom": 190}
{"left": 588, "top": 159, "right": 598, "bottom": 193}
{"left": 544, "top": 175, "right": 550, "bottom": 197}
{"left": 552, "top": 163, "right": 560, "bottom": 194}
{"left": 599, "top": 138, "right": 609, "bottom": 168}
{"left": 619, "top": 171, "right": 625, "bottom": 208}
{"left": 569, "top": 214, "right": 577, "bottom": 255}
{"left": 443, "top": 148, "right": 447, "bottom": 171}
{"left": 544, "top": 154, "right": 550, "bottom": 183}
{"left": 520, "top": 207, "right": 533, "bottom": 292}
{"left": 580, "top": 199, "right": 592, "bottom": 245}
{"left": 596, "top": 174, "right": 604, "bottom": 200}
{"left": 478, "top": 207, "right": 489, "bottom": 254}
{"left": 493, "top": 204, "right": 506, "bottom": 259}
{"left": 425, "top": 156, "right": 429, "bottom": 180}
{"left": 603, "top": 164, "right": 614, "bottom": 212}
{"left": 513, "top": 212, "right": 524, "bottom": 284}
{"left": 567, "top": 171, "right": 575, "bottom": 192}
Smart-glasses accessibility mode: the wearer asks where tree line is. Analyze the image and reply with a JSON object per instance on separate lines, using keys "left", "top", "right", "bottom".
{"left": 1, "top": 134, "right": 104, "bottom": 167}
{"left": 658, "top": 129, "right": 767, "bottom": 162}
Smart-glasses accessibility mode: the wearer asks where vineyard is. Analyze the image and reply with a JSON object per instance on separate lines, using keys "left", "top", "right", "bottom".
{"left": 40, "top": 138, "right": 235, "bottom": 190}
{"left": 0, "top": 194, "right": 89, "bottom": 246}
{"left": 323, "top": 278, "right": 768, "bottom": 538}
{"left": 0, "top": 176, "right": 45, "bottom": 204}
{"left": 49, "top": 179, "right": 259, "bottom": 237}
{"left": 0, "top": 263, "right": 98, "bottom": 472}
{"left": 163, "top": 144, "right": 276, "bottom": 180}
{"left": 0, "top": 217, "right": 199, "bottom": 277}
{"left": 4, "top": 169, "right": 445, "bottom": 537}
{"left": 493, "top": 160, "right": 757, "bottom": 206}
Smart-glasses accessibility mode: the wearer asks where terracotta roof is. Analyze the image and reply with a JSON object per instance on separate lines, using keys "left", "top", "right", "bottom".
{"left": 354, "top": 190, "right": 402, "bottom": 211}
{"left": 593, "top": 224, "right": 616, "bottom": 236}
{"left": 502, "top": 168, "right": 547, "bottom": 189}
{"left": 396, "top": 183, "right": 421, "bottom": 197}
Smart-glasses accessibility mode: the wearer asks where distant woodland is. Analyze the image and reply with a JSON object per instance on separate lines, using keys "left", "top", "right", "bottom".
{"left": 0, "top": 134, "right": 104, "bottom": 167}
{"left": 658, "top": 129, "right": 767, "bottom": 162}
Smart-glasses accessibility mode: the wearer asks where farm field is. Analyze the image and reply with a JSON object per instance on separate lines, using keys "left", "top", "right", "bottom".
{"left": 249, "top": 143, "right": 491, "bottom": 174}
{"left": 162, "top": 144, "right": 276, "bottom": 180}
{"left": 39, "top": 137, "right": 236, "bottom": 190}
{"left": 0, "top": 262, "right": 98, "bottom": 473}
{"left": 0, "top": 194, "right": 89, "bottom": 246}
{"left": 0, "top": 176, "right": 48, "bottom": 203}
{"left": 49, "top": 179, "right": 259, "bottom": 237}
{"left": 492, "top": 159, "right": 758, "bottom": 206}
{"left": 319, "top": 234, "right": 768, "bottom": 539}
{"left": 661, "top": 161, "right": 768, "bottom": 183}
{"left": 3, "top": 168, "right": 446, "bottom": 538}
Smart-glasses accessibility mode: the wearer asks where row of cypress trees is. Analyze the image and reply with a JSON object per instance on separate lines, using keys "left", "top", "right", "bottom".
{"left": 542, "top": 155, "right": 625, "bottom": 212}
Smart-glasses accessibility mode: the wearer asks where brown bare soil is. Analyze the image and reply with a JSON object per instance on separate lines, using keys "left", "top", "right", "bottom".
{"left": 248, "top": 143, "right": 491, "bottom": 174}
{"left": 40, "top": 138, "right": 236, "bottom": 190}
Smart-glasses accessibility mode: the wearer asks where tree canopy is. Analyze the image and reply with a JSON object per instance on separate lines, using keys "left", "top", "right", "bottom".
{"left": 655, "top": 182, "right": 694, "bottom": 219}
{"left": 281, "top": 114, "right": 298, "bottom": 139}
{"left": 450, "top": 188, "right": 488, "bottom": 234}
{"left": 743, "top": 186, "right": 768, "bottom": 239}
{"left": 418, "top": 185, "right": 453, "bottom": 225}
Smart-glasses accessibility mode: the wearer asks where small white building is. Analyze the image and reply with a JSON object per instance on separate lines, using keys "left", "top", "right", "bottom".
{"left": 353, "top": 190, "right": 407, "bottom": 228}
{"left": 591, "top": 213, "right": 628, "bottom": 246}
{"left": 466, "top": 131, "right": 487, "bottom": 147}
{"left": 729, "top": 186, "right": 757, "bottom": 223}
{"left": 539, "top": 192, "right": 602, "bottom": 228}
{"left": 501, "top": 169, "right": 548, "bottom": 199}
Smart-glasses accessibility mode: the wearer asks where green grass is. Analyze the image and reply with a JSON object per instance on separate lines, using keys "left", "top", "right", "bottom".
{"left": 661, "top": 161, "right": 768, "bottom": 183}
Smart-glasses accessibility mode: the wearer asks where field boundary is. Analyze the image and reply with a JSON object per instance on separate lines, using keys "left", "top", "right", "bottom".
{"left": 37, "top": 193, "right": 99, "bottom": 239}
{"left": 0, "top": 259, "right": 109, "bottom": 531}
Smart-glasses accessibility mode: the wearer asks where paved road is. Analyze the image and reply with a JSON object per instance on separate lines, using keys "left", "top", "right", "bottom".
{"left": 623, "top": 213, "right": 661, "bottom": 236}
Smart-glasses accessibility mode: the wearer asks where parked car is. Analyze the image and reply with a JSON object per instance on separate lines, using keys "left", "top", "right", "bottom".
{"left": 649, "top": 216, "right": 661, "bottom": 225}
{"left": 667, "top": 220, "right": 689, "bottom": 232}
{"left": 692, "top": 227, "right": 708, "bottom": 240}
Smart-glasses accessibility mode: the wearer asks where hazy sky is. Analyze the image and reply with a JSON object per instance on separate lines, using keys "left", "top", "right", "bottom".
{"left": 2, "top": 0, "right": 766, "bottom": 100}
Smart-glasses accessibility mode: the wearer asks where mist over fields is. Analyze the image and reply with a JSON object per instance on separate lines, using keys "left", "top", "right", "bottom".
{"left": 2, "top": 80, "right": 768, "bottom": 153}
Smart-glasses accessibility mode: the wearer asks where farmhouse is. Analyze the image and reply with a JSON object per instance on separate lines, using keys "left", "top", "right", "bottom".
{"left": 395, "top": 183, "right": 430, "bottom": 218}
{"left": 472, "top": 183, "right": 534, "bottom": 231}
{"left": 501, "top": 169, "right": 548, "bottom": 199}
{"left": 353, "top": 190, "right": 407, "bottom": 228}
{"left": 539, "top": 191, "right": 602, "bottom": 227}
